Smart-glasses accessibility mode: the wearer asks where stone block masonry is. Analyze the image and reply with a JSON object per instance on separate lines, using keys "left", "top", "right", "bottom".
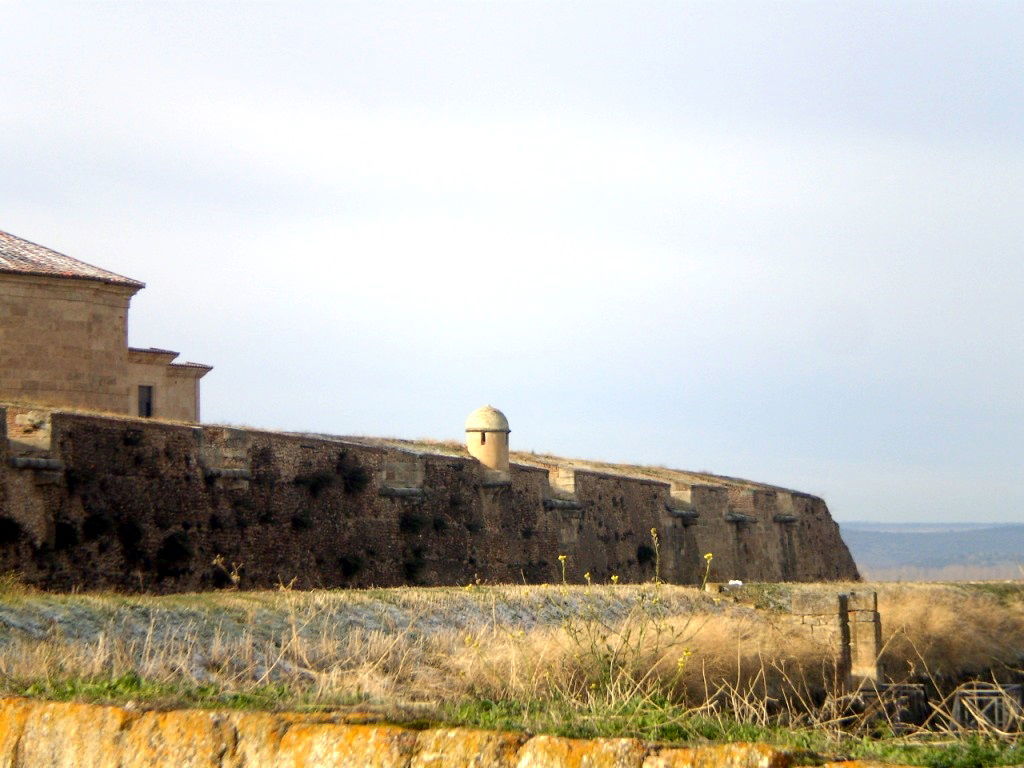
{"left": 0, "top": 697, "right": 919, "bottom": 768}
{"left": 847, "top": 592, "right": 882, "bottom": 686}
{"left": 790, "top": 591, "right": 881, "bottom": 690}
{"left": 0, "top": 405, "right": 859, "bottom": 592}
{"left": 0, "top": 274, "right": 134, "bottom": 414}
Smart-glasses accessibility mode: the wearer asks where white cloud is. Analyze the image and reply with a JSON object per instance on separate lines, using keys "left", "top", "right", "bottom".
{"left": 1, "top": 1, "right": 1021, "bottom": 522}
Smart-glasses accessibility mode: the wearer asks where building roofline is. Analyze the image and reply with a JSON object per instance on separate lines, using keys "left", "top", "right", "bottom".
{"left": 129, "top": 346, "right": 180, "bottom": 357}
{"left": 0, "top": 230, "right": 145, "bottom": 289}
{"left": 168, "top": 362, "right": 213, "bottom": 378}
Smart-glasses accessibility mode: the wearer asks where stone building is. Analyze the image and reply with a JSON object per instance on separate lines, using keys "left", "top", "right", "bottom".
{"left": 0, "top": 229, "right": 210, "bottom": 421}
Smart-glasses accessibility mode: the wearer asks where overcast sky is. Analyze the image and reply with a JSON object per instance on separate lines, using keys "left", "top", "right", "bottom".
{"left": 2, "top": 2, "right": 1021, "bottom": 523}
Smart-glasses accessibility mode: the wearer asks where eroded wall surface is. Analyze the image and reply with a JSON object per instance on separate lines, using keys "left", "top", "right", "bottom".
{"left": 0, "top": 407, "right": 859, "bottom": 592}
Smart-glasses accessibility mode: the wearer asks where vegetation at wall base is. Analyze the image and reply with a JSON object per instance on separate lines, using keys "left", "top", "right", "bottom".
{"left": 441, "top": 699, "right": 1024, "bottom": 768}
{"left": 3, "top": 676, "right": 1024, "bottom": 767}
{"left": 9, "top": 673, "right": 336, "bottom": 713}
{"left": 0, "top": 580, "right": 1020, "bottom": 765}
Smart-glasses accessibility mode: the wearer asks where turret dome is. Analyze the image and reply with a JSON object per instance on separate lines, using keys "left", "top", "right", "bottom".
{"left": 465, "top": 405, "right": 510, "bottom": 433}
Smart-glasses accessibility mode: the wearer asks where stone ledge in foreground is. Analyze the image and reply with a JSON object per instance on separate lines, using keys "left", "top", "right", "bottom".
{"left": 0, "top": 697, "right": 916, "bottom": 768}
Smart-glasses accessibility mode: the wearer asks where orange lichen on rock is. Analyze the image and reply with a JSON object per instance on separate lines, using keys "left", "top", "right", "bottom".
{"left": 412, "top": 727, "right": 526, "bottom": 768}
{"left": 0, "top": 698, "right": 38, "bottom": 765}
{"left": 224, "top": 710, "right": 293, "bottom": 767}
{"left": 120, "top": 708, "right": 235, "bottom": 768}
{"left": 514, "top": 734, "right": 648, "bottom": 767}
{"left": 642, "top": 743, "right": 792, "bottom": 768}
{"left": 275, "top": 722, "right": 419, "bottom": 768}
{"left": 0, "top": 697, "right": 923, "bottom": 768}
{"left": 12, "top": 699, "right": 134, "bottom": 768}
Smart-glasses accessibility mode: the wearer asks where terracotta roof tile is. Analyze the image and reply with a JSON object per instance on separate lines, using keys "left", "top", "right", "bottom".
{"left": 0, "top": 230, "right": 144, "bottom": 288}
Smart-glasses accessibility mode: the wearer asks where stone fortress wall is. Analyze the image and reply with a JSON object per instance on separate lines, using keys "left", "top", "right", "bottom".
{"left": 0, "top": 403, "right": 859, "bottom": 592}
{"left": 0, "top": 230, "right": 860, "bottom": 592}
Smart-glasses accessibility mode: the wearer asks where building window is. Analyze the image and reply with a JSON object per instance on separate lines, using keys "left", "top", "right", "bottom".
{"left": 480, "top": 432, "right": 486, "bottom": 445}
{"left": 138, "top": 386, "right": 154, "bottom": 418}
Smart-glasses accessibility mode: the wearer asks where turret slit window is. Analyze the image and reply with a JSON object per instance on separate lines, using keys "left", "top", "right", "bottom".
{"left": 480, "top": 432, "right": 486, "bottom": 445}
{"left": 138, "top": 385, "right": 154, "bottom": 418}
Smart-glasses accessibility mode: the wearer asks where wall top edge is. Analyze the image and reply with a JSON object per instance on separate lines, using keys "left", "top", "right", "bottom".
{"left": 509, "top": 462, "right": 550, "bottom": 475}
{"left": 567, "top": 466, "right": 672, "bottom": 488}
{"left": 0, "top": 403, "right": 825, "bottom": 502}
{"left": 0, "top": 269, "right": 142, "bottom": 294}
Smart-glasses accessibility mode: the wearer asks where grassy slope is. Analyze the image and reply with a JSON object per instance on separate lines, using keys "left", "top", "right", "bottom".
{"left": 0, "top": 581, "right": 1023, "bottom": 765}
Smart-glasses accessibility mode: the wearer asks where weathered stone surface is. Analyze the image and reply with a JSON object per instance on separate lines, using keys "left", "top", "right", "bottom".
{"left": 515, "top": 734, "right": 647, "bottom": 767}
{"left": 643, "top": 743, "right": 791, "bottom": 768}
{"left": 413, "top": 727, "right": 525, "bottom": 767}
{"left": 120, "top": 708, "right": 234, "bottom": 768}
{"left": 0, "top": 697, "right": 934, "bottom": 768}
{"left": 16, "top": 699, "right": 133, "bottom": 768}
{"left": 845, "top": 592, "right": 877, "bottom": 612}
{"left": 0, "top": 698, "right": 33, "bottom": 768}
{"left": 791, "top": 592, "right": 840, "bottom": 616}
{"left": 275, "top": 722, "right": 419, "bottom": 768}
{"left": 223, "top": 710, "right": 291, "bottom": 767}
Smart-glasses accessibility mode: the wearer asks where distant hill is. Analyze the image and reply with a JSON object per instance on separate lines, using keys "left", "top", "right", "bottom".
{"left": 840, "top": 522, "right": 1024, "bottom": 581}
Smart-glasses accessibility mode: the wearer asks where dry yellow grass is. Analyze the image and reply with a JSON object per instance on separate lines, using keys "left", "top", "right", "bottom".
{"left": 878, "top": 584, "right": 1024, "bottom": 681}
{"left": 0, "top": 581, "right": 1018, "bottom": 719}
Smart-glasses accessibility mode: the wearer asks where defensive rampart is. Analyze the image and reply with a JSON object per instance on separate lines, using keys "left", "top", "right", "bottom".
{"left": 0, "top": 405, "right": 859, "bottom": 591}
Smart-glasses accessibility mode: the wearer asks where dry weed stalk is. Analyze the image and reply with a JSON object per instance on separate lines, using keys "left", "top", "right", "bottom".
{"left": 0, "top": 582, "right": 1019, "bottom": 744}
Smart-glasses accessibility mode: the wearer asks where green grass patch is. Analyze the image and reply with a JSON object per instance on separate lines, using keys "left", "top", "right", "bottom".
{"left": 954, "top": 582, "right": 1024, "bottom": 606}
{"left": 846, "top": 735, "right": 1024, "bottom": 768}
{"left": 5, "top": 676, "right": 1024, "bottom": 766}
{"left": 445, "top": 696, "right": 788, "bottom": 744}
{"left": 6, "top": 673, "right": 347, "bottom": 712}
{"left": 733, "top": 582, "right": 794, "bottom": 611}
{"left": 442, "top": 698, "right": 1024, "bottom": 767}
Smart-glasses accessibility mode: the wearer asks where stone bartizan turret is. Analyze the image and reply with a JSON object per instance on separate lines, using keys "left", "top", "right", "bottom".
{"left": 465, "top": 405, "right": 510, "bottom": 474}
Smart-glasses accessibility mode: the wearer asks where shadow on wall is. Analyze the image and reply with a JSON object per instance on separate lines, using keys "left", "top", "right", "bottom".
{"left": 0, "top": 404, "right": 859, "bottom": 592}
